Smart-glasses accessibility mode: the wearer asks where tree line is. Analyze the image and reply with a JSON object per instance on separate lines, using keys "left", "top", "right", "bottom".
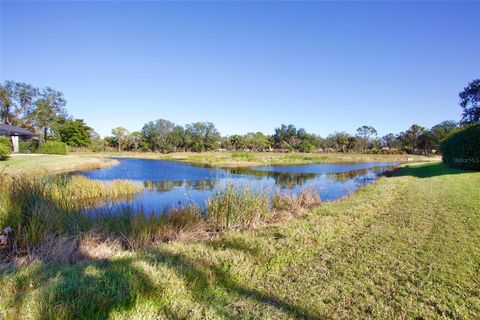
{"left": 0, "top": 81, "right": 92, "bottom": 147}
{"left": 100, "top": 119, "right": 460, "bottom": 155}
{"left": 1, "top": 79, "right": 479, "bottom": 154}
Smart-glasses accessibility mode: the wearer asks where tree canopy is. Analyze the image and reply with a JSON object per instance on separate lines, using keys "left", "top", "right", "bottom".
{"left": 459, "top": 79, "right": 480, "bottom": 124}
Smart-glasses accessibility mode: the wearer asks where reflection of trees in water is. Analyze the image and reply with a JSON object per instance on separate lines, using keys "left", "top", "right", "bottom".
{"left": 144, "top": 179, "right": 218, "bottom": 192}
{"left": 79, "top": 194, "right": 140, "bottom": 215}
{"left": 228, "top": 168, "right": 316, "bottom": 189}
{"left": 325, "top": 165, "right": 396, "bottom": 182}
{"left": 325, "top": 168, "right": 370, "bottom": 181}
{"left": 271, "top": 172, "right": 317, "bottom": 189}
{"left": 142, "top": 165, "right": 397, "bottom": 193}
{"left": 185, "top": 180, "right": 218, "bottom": 190}
{"left": 231, "top": 165, "right": 397, "bottom": 189}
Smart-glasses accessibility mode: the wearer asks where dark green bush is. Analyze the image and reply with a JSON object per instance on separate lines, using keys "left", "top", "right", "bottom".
{"left": 19, "top": 141, "right": 39, "bottom": 153}
{"left": 38, "top": 141, "right": 68, "bottom": 155}
{"left": 298, "top": 141, "right": 316, "bottom": 153}
{"left": 440, "top": 124, "right": 480, "bottom": 170}
{"left": 0, "top": 143, "right": 11, "bottom": 160}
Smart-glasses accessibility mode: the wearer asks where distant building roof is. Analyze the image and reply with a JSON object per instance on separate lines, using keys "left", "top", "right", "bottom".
{"left": 0, "top": 124, "right": 37, "bottom": 137}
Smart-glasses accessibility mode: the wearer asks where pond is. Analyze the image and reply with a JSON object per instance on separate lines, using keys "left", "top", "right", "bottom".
{"left": 76, "top": 158, "right": 398, "bottom": 213}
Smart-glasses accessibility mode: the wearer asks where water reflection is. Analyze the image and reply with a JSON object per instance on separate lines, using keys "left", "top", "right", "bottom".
{"left": 77, "top": 159, "right": 398, "bottom": 214}
{"left": 229, "top": 167, "right": 317, "bottom": 189}
{"left": 144, "top": 179, "right": 218, "bottom": 192}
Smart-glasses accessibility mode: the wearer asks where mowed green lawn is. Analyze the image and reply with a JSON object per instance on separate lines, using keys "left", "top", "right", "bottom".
{"left": 1, "top": 162, "right": 479, "bottom": 319}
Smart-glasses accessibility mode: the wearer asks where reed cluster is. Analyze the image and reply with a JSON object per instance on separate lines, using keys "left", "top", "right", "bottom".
{"left": 206, "top": 184, "right": 271, "bottom": 230}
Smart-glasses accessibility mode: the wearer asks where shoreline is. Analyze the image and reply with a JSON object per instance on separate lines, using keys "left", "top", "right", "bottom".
{"left": 72, "top": 151, "right": 440, "bottom": 168}
{"left": 0, "top": 154, "right": 119, "bottom": 176}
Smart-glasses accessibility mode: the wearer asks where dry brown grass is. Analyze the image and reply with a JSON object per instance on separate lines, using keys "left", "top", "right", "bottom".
{"left": 272, "top": 188, "right": 321, "bottom": 215}
{"left": 7, "top": 232, "right": 124, "bottom": 265}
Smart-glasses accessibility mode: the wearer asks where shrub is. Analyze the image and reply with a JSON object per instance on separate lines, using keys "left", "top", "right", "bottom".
{"left": 0, "top": 143, "right": 11, "bottom": 160}
{"left": 298, "top": 141, "right": 316, "bottom": 153}
{"left": 19, "top": 141, "right": 39, "bottom": 153}
{"left": 39, "top": 141, "right": 68, "bottom": 155}
{"left": 0, "top": 136, "right": 12, "bottom": 147}
{"left": 0, "top": 137, "right": 11, "bottom": 160}
{"left": 440, "top": 124, "right": 480, "bottom": 170}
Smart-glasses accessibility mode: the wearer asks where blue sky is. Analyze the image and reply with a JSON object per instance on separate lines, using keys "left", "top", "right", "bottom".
{"left": 1, "top": 1, "right": 479, "bottom": 137}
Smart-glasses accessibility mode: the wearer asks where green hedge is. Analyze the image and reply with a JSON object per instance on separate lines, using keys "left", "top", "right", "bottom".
{"left": 38, "top": 141, "right": 68, "bottom": 155}
{"left": 19, "top": 141, "right": 39, "bottom": 154}
{"left": 440, "top": 124, "right": 480, "bottom": 170}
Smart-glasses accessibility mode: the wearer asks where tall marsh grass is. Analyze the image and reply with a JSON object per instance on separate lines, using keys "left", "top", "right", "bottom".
{"left": 272, "top": 189, "right": 321, "bottom": 213}
{"left": 206, "top": 184, "right": 271, "bottom": 230}
{"left": 1, "top": 172, "right": 321, "bottom": 259}
{"left": 82, "top": 205, "right": 204, "bottom": 249}
{"left": 0, "top": 174, "right": 142, "bottom": 248}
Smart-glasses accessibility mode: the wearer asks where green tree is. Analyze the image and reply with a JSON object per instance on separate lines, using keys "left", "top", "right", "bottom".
{"left": 168, "top": 126, "right": 186, "bottom": 152}
{"left": 418, "top": 130, "right": 437, "bottom": 154}
{"left": 14, "top": 82, "right": 39, "bottom": 127}
{"left": 0, "top": 82, "right": 14, "bottom": 124}
{"left": 30, "top": 88, "right": 67, "bottom": 142}
{"left": 185, "top": 122, "right": 220, "bottom": 152}
{"left": 356, "top": 125, "right": 378, "bottom": 152}
{"left": 245, "top": 132, "right": 270, "bottom": 151}
{"left": 273, "top": 124, "right": 297, "bottom": 149}
{"left": 459, "top": 79, "right": 480, "bottom": 124}
{"left": 430, "top": 120, "right": 458, "bottom": 151}
{"left": 399, "top": 124, "right": 425, "bottom": 154}
{"left": 381, "top": 133, "right": 396, "bottom": 149}
{"left": 129, "top": 131, "right": 145, "bottom": 151}
{"left": 142, "top": 119, "right": 176, "bottom": 152}
{"left": 59, "top": 119, "right": 92, "bottom": 148}
{"left": 229, "top": 134, "right": 247, "bottom": 151}
{"left": 111, "top": 127, "right": 130, "bottom": 151}
{"left": 90, "top": 131, "right": 105, "bottom": 152}
{"left": 328, "top": 132, "right": 350, "bottom": 152}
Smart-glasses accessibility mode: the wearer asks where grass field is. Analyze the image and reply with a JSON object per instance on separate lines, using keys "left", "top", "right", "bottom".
{"left": 1, "top": 162, "right": 478, "bottom": 319}
{"left": 74, "top": 151, "right": 439, "bottom": 167}
{"left": 0, "top": 154, "right": 117, "bottom": 175}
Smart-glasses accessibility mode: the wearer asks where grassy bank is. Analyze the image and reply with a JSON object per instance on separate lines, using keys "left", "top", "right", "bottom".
{"left": 0, "top": 154, "right": 117, "bottom": 175}
{"left": 1, "top": 162, "right": 478, "bottom": 319}
{"left": 73, "top": 151, "right": 438, "bottom": 167}
{"left": 0, "top": 174, "right": 318, "bottom": 252}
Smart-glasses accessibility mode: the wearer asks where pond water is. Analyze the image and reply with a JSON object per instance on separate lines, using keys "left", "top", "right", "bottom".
{"left": 76, "top": 158, "right": 398, "bottom": 213}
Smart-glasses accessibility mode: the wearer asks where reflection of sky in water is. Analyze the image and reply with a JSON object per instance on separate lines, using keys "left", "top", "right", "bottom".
{"left": 77, "top": 158, "right": 397, "bottom": 214}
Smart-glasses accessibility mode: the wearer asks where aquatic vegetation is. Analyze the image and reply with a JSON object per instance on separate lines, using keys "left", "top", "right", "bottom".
{"left": 0, "top": 175, "right": 323, "bottom": 256}
{"left": 0, "top": 174, "right": 142, "bottom": 247}
{"left": 206, "top": 184, "right": 271, "bottom": 230}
